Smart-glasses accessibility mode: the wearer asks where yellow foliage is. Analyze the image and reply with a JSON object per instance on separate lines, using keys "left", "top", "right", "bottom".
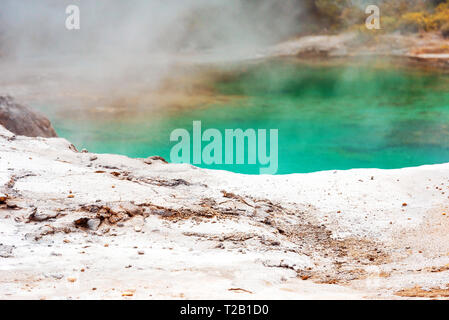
{"left": 313, "top": 0, "right": 449, "bottom": 35}
{"left": 430, "top": 3, "right": 449, "bottom": 29}
{"left": 399, "top": 12, "right": 429, "bottom": 32}
{"left": 392, "top": 3, "right": 449, "bottom": 33}
{"left": 436, "top": 2, "right": 449, "bottom": 13}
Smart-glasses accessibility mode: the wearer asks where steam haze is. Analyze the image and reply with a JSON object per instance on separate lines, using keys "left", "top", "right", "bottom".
{"left": 0, "top": 0, "right": 306, "bottom": 109}
{"left": 0, "top": 0, "right": 303, "bottom": 61}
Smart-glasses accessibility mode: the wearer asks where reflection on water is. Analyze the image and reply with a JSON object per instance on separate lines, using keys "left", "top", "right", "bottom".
{"left": 43, "top": 58, "right": 449, "bottom": 174}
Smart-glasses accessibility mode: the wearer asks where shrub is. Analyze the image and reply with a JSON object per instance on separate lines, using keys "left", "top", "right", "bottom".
{"left": 398, "top": 12, "right": 429, "bottom": 33}
{"left": 314, "top": 0, "right": 349, "bottom": 29}
{"left": 430, "top": 2, "right": 449, "bottom": 31}
{"left": 340, "top": 6, "right": 366, "bottom": 29}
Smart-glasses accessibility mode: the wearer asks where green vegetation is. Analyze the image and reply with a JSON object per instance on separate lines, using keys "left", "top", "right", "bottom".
{"left": 304, "top": 0, "right": 449, "bottom": 37}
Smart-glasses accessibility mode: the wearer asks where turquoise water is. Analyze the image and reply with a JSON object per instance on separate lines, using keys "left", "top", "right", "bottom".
{"left": 48, "top": 59, "right": 449, "bottom": 174}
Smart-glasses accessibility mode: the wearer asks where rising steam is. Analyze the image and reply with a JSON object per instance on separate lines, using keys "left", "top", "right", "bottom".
{"left": 0, "top": 0, "right": 304, "bottom": 61}
{"left": 0, "top": 0, "right": 305, "bottom": 108}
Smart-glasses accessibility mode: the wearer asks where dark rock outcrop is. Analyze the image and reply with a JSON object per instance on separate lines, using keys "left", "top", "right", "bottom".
{"left": 0, "top": 96, "right": 57, "bottom": 138}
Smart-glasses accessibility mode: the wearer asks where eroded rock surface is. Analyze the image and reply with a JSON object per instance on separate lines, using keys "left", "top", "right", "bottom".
{"left": 1, "top": 124, "right": 449, "bottom": 299}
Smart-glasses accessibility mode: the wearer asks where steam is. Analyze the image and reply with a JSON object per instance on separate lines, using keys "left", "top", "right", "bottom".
{"left": 0, "top": 1, "right": 303, "bottom": 62}
{"left": 0, "top": 0, "right": 305, "bottom": 108}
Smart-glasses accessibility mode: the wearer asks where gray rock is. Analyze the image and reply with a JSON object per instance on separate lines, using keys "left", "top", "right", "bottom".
{"left": 87, "top": 218, "right": 101, "bottom": 231}
{"left": 28, "top": 209, "right": 58, "bottom": 222}
{"left": 0, "top": 96, "right": 57, "bottom": 138}
{"left": 48, "top": 273, "right": 64, "bottom": 280}
{"left": 50, "top": 252, "right": 62, "bottom": 257}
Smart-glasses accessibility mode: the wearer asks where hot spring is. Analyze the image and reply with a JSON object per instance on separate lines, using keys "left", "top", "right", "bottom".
{"left": 39, "top": 58, "right": 449, "bottom": 175}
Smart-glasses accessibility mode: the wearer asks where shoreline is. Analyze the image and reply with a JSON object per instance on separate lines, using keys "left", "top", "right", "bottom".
{"left": 259, "top": 32, "right": 449, "bottom": 71}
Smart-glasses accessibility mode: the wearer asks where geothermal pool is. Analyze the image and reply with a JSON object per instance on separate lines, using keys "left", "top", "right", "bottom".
{"left": 45, "top": 59, "right": 449, "bottom": 174}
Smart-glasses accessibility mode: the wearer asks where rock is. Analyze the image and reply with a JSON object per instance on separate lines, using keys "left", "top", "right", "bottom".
{"left": 0, "top": 244, "right": 14, "bottom": 258}
{"left": 262, "top": 257, "right": 310, "bottom": 273}
{"left": 74, "top": 217, "right": 90, "bottom": 228}
{"left": 24, "top": 233, "right": 37, "bottom": 241}
{"left": 132, "top": 216, "right": 144, "bottom": 232}
{"left": 0, "top": 96, "right": 57, "bottom": 138}
{"left": 114, "top": 203, "right": 142, "bottom": 217}
{"left": 146, "top": 156, "right": 168, "bottom": 164}
{"left": 47, "top": 273, "right": 64, "bottom": 280}
{"left": 89, "top": 156, "right": 98, "bottom": 161}
{"left": 87, "top": 218, "right": 101, "bottom": 231}
{"left": 28, "top": 209, "right": 58, "bottom": 222}
{"left": 0, "top": 193, "right": 8, "bottom": 204}
{"left": 38, "top": 226, "right": 55, "bottom": 238}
